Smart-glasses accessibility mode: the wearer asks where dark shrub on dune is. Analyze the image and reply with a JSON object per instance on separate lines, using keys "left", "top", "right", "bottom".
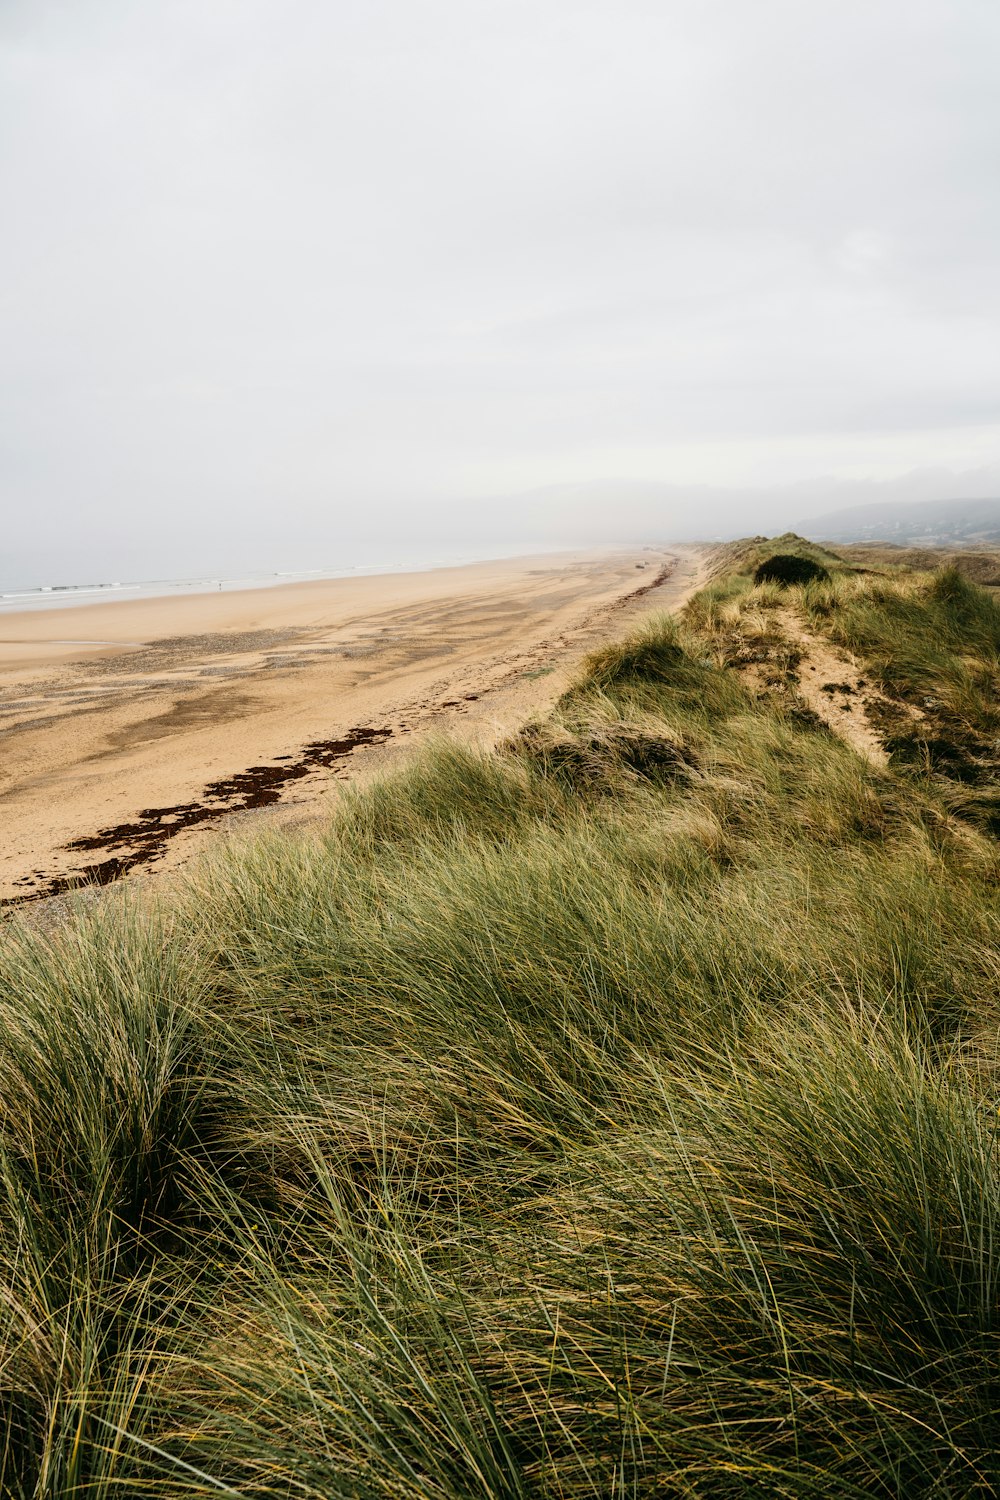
{"left": 754, "top": 553, "right": 831, "bottom": 586}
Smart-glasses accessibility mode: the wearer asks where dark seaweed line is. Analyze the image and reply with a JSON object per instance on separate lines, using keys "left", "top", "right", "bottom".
{"left": 2, "top": 725, "right": 393, "bottom": 908}
{"left": 623, "top": 564, "right": 673, "bottom": 603}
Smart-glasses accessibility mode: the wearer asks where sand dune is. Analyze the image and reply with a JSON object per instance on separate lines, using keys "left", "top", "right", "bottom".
{"left": 0, "top": 546, "right": 704, "bottom": 905}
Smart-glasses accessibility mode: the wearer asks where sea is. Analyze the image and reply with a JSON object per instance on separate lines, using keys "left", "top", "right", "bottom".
{"left": 0, "top": 541, "right": 570, "bottom": 615}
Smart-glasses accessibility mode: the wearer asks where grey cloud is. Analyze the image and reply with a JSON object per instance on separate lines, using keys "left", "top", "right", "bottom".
{"left": 2, "top": 0, "right": 998, "bottom": 585}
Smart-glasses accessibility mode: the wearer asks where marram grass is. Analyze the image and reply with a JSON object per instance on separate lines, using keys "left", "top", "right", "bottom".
{"left": 2, "top": 553, "right": 1000, "bottom": 1494}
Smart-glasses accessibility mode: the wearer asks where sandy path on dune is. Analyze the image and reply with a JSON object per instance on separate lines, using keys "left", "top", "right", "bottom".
{"left": 0, "top": 546, "right": 706, "bottom": 904}
{"left": 775, "top": 609, "right": 890, "bottom": 768}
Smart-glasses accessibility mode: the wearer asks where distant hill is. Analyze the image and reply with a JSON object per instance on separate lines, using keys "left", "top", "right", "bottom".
{"left": 798, "top": 496, "right": 1000, "bottom": 545}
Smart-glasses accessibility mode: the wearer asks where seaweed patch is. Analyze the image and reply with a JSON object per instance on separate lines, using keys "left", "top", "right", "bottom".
{"left": 3, "top": 725, "right": 393, "bottom": 905}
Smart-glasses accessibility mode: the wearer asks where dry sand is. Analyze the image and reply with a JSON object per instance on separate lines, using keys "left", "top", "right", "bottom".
{"left": 0, "top": 545, "right": 706, "bottom": 906}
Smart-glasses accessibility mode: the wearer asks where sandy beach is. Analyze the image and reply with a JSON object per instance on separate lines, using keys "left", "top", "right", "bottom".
{"left": 0, "top": 546, "right": 704, "bottom": 905}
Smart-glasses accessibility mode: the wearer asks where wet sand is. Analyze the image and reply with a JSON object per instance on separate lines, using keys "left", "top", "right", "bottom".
{"left": 0, "top": 546, "right": 705, "bottom": 904}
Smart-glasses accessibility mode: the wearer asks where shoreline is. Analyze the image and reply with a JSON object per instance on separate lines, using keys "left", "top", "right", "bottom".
{"left": 1, "top": 545, "right": 705, "bottom": 907}
{"left": 0, "top": 543, "right": 582, "bottom": 617}
{"left": 0, "top": 547, "right": 614, "bottom": 669}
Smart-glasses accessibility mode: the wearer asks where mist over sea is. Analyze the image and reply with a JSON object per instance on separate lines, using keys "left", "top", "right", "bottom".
{"left": 0, "top": 540, "right": 572, "bottom": 614}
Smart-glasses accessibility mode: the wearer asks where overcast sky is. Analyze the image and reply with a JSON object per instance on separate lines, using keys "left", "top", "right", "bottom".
{"left": 2, "top": 0, "right": 999, "bottom": 581}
